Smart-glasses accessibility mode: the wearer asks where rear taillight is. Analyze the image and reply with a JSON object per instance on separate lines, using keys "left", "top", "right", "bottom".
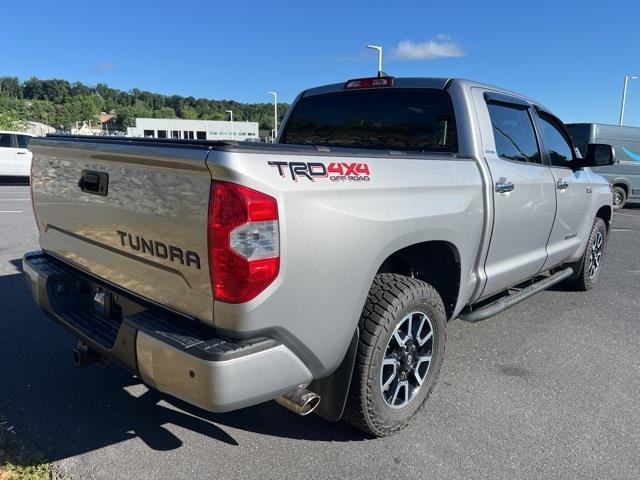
{"left": 208, "top": 181, "right": 280, "bottom": 304}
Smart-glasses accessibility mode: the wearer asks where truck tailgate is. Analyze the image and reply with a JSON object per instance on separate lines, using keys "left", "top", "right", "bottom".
{"left": 30, "top": 137, "right": 214, "bottom": 323}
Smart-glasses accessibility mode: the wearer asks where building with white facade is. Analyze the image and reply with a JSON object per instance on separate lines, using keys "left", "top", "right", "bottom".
{"left": 126, "top": 118, "right": 259, "bottom": 142}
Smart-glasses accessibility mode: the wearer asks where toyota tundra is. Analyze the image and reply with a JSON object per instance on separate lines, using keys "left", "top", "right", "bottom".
{"left": 23, "top": 76, "right": 614, "bottom": 436}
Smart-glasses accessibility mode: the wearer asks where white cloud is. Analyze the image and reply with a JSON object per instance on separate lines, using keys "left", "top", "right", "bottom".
{"left": 391, "top": 38, "right": 464, "bottom": 61}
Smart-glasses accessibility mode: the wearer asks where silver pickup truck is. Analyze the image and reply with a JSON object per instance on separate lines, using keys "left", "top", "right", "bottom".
{"left": 23, "top": 77, "right": 614, "bottom": 437}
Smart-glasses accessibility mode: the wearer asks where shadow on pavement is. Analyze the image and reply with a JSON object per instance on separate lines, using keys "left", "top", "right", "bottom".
{"left": 0, "top": 260, "right": 365, "bottom": 465}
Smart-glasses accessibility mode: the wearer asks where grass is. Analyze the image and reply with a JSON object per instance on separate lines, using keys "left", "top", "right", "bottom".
{"left": 0, "top": 417, "right": 52, "bottom": 480}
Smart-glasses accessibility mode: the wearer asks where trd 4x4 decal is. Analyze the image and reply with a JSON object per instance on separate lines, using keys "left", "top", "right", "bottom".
{"left": 268, "top": 161, "right": 371, "bottom": 182}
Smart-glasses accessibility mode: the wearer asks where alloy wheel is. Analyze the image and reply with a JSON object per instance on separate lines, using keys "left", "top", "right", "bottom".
{"left": 587, "top": 231, "right": 604, "bottom": 279}
{"left": 380, "top": 311, "right": 434, "bottom": 409}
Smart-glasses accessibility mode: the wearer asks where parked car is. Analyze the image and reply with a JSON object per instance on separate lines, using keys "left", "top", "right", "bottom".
{"left": 567, "top": 123, "right": 640, "bottom": 208}
{"left": 0, "top": 131, "right": 35, "bottom": 177}
{"left": 24, "top": 77, "right": 614, "bottom": 437}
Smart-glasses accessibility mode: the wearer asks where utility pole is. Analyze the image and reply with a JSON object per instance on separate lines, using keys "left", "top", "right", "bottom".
{"left": 367, "top": 45, "right": 383, "bottom": 77}
{"left": 620, "top": 75, "right": 639, "bottom": 126}
{"left": 225, "top": 110, "right": 234, "bottom": 140}
{"left": 267, "top": 91, "right": 278, "bottom": 142}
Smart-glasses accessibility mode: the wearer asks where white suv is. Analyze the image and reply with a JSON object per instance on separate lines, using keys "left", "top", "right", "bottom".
{"left": 0, "top": 131, "right": 35, "bottom": 176}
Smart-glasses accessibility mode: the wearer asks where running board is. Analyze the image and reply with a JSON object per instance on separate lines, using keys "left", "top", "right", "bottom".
{"left": 458, "top": 268, "right": 574, "bottom": 323}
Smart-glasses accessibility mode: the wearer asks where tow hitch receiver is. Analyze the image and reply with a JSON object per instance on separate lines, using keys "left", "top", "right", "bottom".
{"left": 72, "top": 341, "right": 109, "bottom": 368}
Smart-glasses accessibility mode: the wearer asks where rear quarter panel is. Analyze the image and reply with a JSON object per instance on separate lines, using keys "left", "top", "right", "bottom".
{"left": 207, "top": 150, "right": 484, "bottom": 377}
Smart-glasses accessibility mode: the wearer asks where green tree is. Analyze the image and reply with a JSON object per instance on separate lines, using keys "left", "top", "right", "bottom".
{"left": 0, "top": 76, "right": 290, "bottom": 133}
{"left": 153, "top": 107, "right": 176, "bottom": 119}
{"left": 0, "top": 110, "right": 26, "bottom": 131}
{"left": 0, "top": 77, "right": 22, "bottom": 98}
{"left": 179, "top": 106, "right": 198, "bottom": 119}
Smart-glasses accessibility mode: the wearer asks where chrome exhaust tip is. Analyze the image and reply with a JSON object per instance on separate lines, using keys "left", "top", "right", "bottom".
{"left": 276, "top": 388, "right": 321, "bottom": 416}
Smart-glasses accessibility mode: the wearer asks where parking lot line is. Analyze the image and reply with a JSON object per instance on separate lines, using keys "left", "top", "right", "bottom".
{"left": 614, "top": 212, "right": 640, "bottom": 218}
{"left": 0, "top": 211, "right": 23, "bottom": 213}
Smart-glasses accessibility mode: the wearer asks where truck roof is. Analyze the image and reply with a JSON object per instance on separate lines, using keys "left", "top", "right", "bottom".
{"left": 301, "top": 77, "right": 549, "bottom": 111}
{"left": 302, "top": 77, "right": 452, "bottom": 96}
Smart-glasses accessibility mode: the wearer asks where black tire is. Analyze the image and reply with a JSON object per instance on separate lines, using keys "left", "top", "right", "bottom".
{"left": 343, "top": 273, "right": 446, "bottom": 437}
{"left": 565, "top": 217, "right": 607, "bottom": 291}
{"left": 612, "top": 186, "right": 627, "bottom": 210}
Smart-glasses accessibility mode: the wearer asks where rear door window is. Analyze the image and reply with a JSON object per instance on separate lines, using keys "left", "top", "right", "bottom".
{"left": 487, "top": 103, "right": 541, "bottom": 164}
{"left": 16, "top": 135, "right": 31, "bottom": 149}
{"left": 281, "top": 89, "right": 457, "bottom": 152}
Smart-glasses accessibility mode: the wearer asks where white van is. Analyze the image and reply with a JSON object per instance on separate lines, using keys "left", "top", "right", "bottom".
{"left": 0, "top": 131, "right": 35, "bottom": 176}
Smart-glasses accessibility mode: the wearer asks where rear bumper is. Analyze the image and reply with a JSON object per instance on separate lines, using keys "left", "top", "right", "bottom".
{"left": 22, "top": 251, "right": 312, "bottom": 412}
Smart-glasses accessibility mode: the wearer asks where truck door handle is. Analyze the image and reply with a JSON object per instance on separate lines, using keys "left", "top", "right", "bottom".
{"left": 557, "top": 179, "right": 569, "bottom": 190}
{"left": 495, "top": 180, "right": 514, "bottom": 194}
{"left": 17, "top": 151, "right": 28, "bottom": 155}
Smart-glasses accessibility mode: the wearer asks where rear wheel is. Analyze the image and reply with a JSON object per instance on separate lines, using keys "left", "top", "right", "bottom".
{"left": 612, "top": 186, "right": 627, "bottom": 210}
{"left": 565, "top": 217, "right": 607, "bottom": 291}
{"left": 343, "top": 273, "right": 446, "bottom": 437}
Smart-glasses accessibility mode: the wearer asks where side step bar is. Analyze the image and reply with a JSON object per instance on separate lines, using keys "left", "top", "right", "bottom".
{"left": 458, "top": 268, "right": 574, "bottom": 323}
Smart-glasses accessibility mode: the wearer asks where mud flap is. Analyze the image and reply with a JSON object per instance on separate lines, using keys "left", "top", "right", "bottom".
{"left": 309, "top": 329, "right": 359, "bottom": 422}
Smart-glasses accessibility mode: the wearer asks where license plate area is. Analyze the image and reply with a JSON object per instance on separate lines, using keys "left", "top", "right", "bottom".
{"left": 47, "top": 276, "right": 124, "bottom": 349}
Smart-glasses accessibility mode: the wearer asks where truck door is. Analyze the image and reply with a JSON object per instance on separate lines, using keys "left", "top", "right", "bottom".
{"left": 535, "top": 111, "right": 594, "bottom": 269}
{"left": 15, "top": 134, "right": 33, "bottom": 176}
{"left": 473, "top": 90, "right": 557, "bottom": 298}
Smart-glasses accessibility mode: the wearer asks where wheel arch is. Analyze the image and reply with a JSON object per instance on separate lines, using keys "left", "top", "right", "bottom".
{"left": 596, "top": 204, "right": 612, "bottom": 231}
{"left": 315, "top": 240, "right": 462, "bottom": 423}
{"left": 376, "top": 240, "right": 462, "bottom": 320}
{"left": 612, "top": 181, "right": 630, "bottom": 196}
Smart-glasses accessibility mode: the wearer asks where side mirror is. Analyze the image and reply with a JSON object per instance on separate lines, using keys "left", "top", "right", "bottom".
{"left": 581, "top": 143, "right": 616, "bottom": 168}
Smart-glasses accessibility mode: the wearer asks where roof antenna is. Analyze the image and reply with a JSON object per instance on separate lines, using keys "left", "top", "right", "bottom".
{"left": 367, "top": 45, "right": 383, "bottom": 77}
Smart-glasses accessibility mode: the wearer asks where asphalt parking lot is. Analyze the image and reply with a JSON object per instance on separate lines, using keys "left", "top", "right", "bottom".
{"left": 1, "top": 182, "right": 639, "bottom": 480}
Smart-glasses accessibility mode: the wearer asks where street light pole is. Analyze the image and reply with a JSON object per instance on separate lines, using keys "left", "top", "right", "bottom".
{"left": 367, "top": 45, "right": 383, "bottom": 77}
{"left": 620, "top": 75, "right": 638, "bottom": 126}
{"left": 225, "top": 109, "right": 234, "bottom": 140}
{"left": 267, "top": 91, "right": 278, "bottom": 143}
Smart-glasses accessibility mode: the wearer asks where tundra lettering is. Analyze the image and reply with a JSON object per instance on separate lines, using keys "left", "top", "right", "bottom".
{"left": 116, "top": 230, "right": 201, "bottom": 269}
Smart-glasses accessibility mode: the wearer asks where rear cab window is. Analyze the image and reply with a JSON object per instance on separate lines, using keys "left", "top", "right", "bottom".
{"left": 281, "top": 89, "right": 457, "bottom": 153}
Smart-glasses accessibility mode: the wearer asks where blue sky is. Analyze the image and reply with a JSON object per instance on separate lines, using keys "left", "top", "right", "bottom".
{"left": 2, "top": 0, "right": 639, "bottom": 126}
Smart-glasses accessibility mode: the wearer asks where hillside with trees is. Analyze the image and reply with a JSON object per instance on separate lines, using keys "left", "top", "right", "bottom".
{"left": 0, "top": 76, "right": 288, "bottom": 132}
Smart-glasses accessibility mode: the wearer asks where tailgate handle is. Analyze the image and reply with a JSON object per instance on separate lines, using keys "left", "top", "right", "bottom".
{"left": 78, "top": 170, "right": 109, "bottom": 196}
